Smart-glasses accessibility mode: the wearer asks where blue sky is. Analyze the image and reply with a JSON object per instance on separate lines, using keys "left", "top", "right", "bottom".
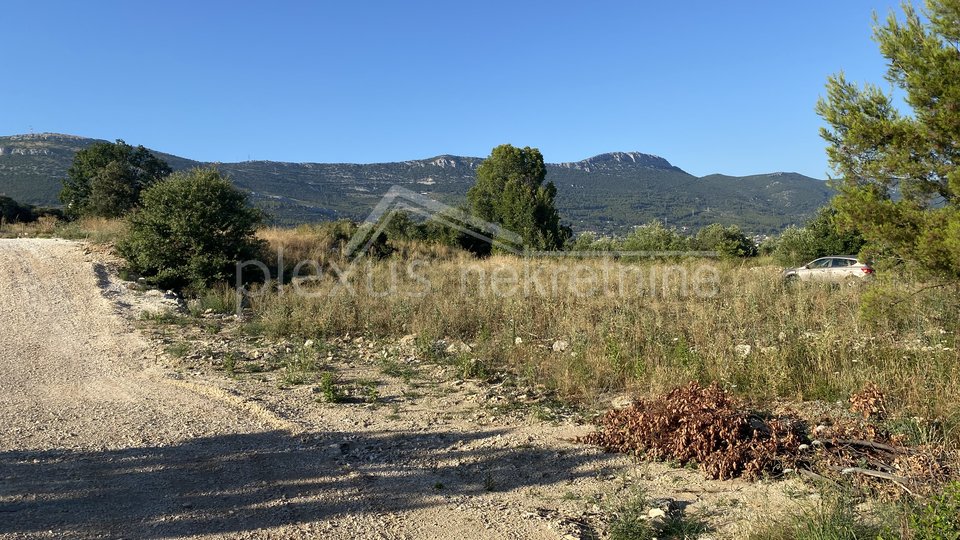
{"left": 2, "top": 1, "right": 914, "bottom": 178}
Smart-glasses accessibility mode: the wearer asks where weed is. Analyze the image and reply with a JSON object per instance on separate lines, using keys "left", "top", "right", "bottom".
{"left": 909, "top": 481, "right": 960, "bottom": 539}
{"left": 379, "top": 357, "right": 417, "bottom": 382}
{"left": 607, "top": 490, "right": 711, "bottom": 540}
{"left": 607, "top": 492, "right": 654, "bottom": 540}
{"left": 317, "top": 372, "right": 344, "bottom": 403}
{"left": 140, "top": 311, "right": 191, "bottom": 325}
{"left": 240, "top": 239, "right": 960, "bottom": 446}
{"left": 188, "top": 284, "right": 238, "bottom": 316}
{"left": 355, "top": 378, "right": 380, "bottom": 403}
{"left": 748, "top": 493, "right": 892, "bottom": 540}
{"left": 165, "top": 341, "right": 191, "bottom": 358}
{"left": 222, "top": 352, "right": 238, "bottom": 374}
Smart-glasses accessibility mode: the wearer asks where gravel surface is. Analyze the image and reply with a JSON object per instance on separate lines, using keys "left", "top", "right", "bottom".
{"left": 0, "top": 239, "right": 806, "bottom": 539}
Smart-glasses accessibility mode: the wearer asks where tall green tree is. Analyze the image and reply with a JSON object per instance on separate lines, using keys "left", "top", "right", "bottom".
{"left": 816, "top": 0, "right": 960, "bottom": 278}
{"left": 467, "top": 144, "right": 571, "bottom": 251}
{"left": 61, "top": 140, "right": 171, "bottom": 218}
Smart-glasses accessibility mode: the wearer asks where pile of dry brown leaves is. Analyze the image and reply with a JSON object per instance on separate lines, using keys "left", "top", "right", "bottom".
{"left": 579, "top": 382, "right": 804, "bottom": 480}
{"left": 581, "top": 381, "right": 954, "bottom": 494}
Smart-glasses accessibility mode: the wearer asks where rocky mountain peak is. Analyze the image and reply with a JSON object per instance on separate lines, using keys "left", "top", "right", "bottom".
{"left": 557, "top": 152, "right": 680, "bottom": 173}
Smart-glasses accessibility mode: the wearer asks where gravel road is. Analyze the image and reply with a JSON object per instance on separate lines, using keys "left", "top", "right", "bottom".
{"left": 0, "top": 239, "right": 800, "bottom": 539}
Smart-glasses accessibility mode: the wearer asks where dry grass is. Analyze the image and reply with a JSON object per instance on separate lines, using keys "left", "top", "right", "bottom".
{"left": 0, "top": 215, "right": 59, "bottom": 238}
{"left": 1, "top": 216, "right": 128, "bottom": 245}
{"left": 55, "top": 217, "right": 128, "bottom": 244}
{"left": 238, "top": 242, "right": 960, "bottom": 444}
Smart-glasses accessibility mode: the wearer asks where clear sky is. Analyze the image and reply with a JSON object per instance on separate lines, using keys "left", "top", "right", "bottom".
{"left": 2, "top": 1, "right": 914, "bottom": 178}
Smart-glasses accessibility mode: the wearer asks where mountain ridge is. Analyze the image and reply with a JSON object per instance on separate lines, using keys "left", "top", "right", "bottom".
{"left": 0, "top": 133, "right": 832, "bottom": 234}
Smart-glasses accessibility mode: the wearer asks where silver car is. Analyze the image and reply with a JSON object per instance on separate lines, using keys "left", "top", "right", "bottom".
{"left": 783, "top": 256, "right": 874, "bottom": 283}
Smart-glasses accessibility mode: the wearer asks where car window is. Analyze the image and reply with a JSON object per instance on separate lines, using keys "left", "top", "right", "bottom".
{"left": 808, "top": 258, "right": 831, "bottom": 269}
{"left": 831, "top": 258, "right": 855, "bottom": 268}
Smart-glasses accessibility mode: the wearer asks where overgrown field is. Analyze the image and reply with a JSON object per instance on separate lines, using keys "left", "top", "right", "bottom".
{"left": 217, "top": 230, "right": 960, "bottom": 448}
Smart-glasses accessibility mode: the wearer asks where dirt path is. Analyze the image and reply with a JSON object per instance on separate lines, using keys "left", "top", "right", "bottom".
{"left": 0, "top": 239, "right": 804, "bottom": 539}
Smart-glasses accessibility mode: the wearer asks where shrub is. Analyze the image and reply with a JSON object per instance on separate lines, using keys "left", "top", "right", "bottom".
{"left": 910, "top": 481, "right": 960, "bottom": 540}
{"left": 622, "top": 221, "right": 690, "bottom": 254}
{"left": 773, "top": 207, "right": 865, "bottom": 267}
{"left": 693, "top": 223, "right": 757, "bottom": 258}
{"left": 118, "top": 167, "right": 264, "bottom": 290}
{"left": 0, "top": 195, "right": 36, "bottom": 223}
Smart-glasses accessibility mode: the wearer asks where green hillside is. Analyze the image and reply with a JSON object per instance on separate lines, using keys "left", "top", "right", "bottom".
{"left": 0, "top": 134, "right": 832, "bottom": 234}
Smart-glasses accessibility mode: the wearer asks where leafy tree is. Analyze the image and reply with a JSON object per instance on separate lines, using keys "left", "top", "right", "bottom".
{"left": 118, "top": 167, "right": 264, "bottom": 289}
{"left": 773, "top": 207, "right": 865, "bottom": 266}
{"left": 693, "top": 223, "right": 757, "bottom": 258}
{"left": 61, "top": 140, "right": 171, "bottom": 218}
{"left": 816, "top": 0, "right": 960, "bottom": 278}
{"left": 467, "top": 144, "right": 571, "bottom": 251}
{"left": 0, "top": 195, "right": 36, "bottom": 223}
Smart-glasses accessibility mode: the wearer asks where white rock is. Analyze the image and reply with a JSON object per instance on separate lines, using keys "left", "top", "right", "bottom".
{"left": 552, "top": 340, "right": 569, "bottom": 353}
{"left": 446, "top": 341, "right": 472, "bottom": 354}
{"left": 304, "top": 339, "right": 315, "bottom": 348}
{"left": 647, "top": 508, "right": 667, "bottom": 519}
{"left": 514, "top": 336, "right": 523, "bottom": 345}
{"left": 734, "top": 344, "right": 752, "bottom": 358}
{"left": 611, "top": 395, "right": 635, "bottom": 409}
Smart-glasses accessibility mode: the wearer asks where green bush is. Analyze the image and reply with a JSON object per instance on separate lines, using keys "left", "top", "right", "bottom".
{"left": 693, "top": 223, "right": 757, "bottom": 258}
{"left": 118, "top": 167, "right": 264, "bottom": 290}
{"left": 0, "top": 195, "right": 36, "bottom": 223}
{"left": 910, "top": 481, "right": 960, "bottom": 540}
{"left": 773, "top": 207, "right": 865, "bottom": 267}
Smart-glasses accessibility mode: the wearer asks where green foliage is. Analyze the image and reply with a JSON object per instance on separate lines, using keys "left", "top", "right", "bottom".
{"left": 773, "top": 207, "right": 865, "bottom": 266}
{"left": 381, "top": 209, "right": 466, "bottom": 247}
{"left": 816, "top": 0, "right": 960, "bottom": 279}
{"left": 317, "top": 372, "right": 344, "bottom": 403}
{"left": 118, "top": 167, "right": 264, "bottom": 290}
{"left": 467, "top": 144, "right": 571, "bottom": 252}
{"left": 2, "top": 134, "right": 834, "bottom": 235}
{"left": 607, "top": 493, "right": 655, "bottom": 540}
{"left": 910, "top": 481, "right": 960, "bottom": 539}
{"left": 607, "top": 491, "right": 709, "bottom": 540}
{"left": 568, "top": 221, "right": 691, "bottom": 256}
{"left": 0, "top": 195, "right": 36, "bottom": 223}
{"left": 622, "top": 221, "right": 691, "bottom": 253}
{"left": 749, "top": 494, "right": 891, "bottom": 540}
{"left": 693, "top": 223, "right": 757, "bottom": 258}
{"left": 60, "top": 139, "right": 172, "bottom": 219}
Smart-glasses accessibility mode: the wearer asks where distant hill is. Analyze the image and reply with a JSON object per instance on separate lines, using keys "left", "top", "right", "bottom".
{"left": 0, "top": 133, "right": 832, "bottom": 234}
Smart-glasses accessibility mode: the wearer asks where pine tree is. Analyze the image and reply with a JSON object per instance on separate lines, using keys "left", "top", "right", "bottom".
{"left": 816, "top": 0, "right": 960, "bottom": 278}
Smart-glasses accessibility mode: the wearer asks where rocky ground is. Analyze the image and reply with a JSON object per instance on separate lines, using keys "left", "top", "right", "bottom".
{"left": 0, "top": 239, "right": 815, "bottom": 539}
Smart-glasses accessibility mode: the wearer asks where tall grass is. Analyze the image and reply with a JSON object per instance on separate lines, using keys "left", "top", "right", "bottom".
{"left": 238, "top": 245, "right": 960, "bottom": 440}
{"left": 54, "top": 217, "right": 128, "bottom": 244}
{"left": 0, "top": 215, "right": 59, "bottom": 238}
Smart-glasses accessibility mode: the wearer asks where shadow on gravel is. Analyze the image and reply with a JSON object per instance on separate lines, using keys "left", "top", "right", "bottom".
{"left": 0, "top": 428, "right": 616, "bottom": 537}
